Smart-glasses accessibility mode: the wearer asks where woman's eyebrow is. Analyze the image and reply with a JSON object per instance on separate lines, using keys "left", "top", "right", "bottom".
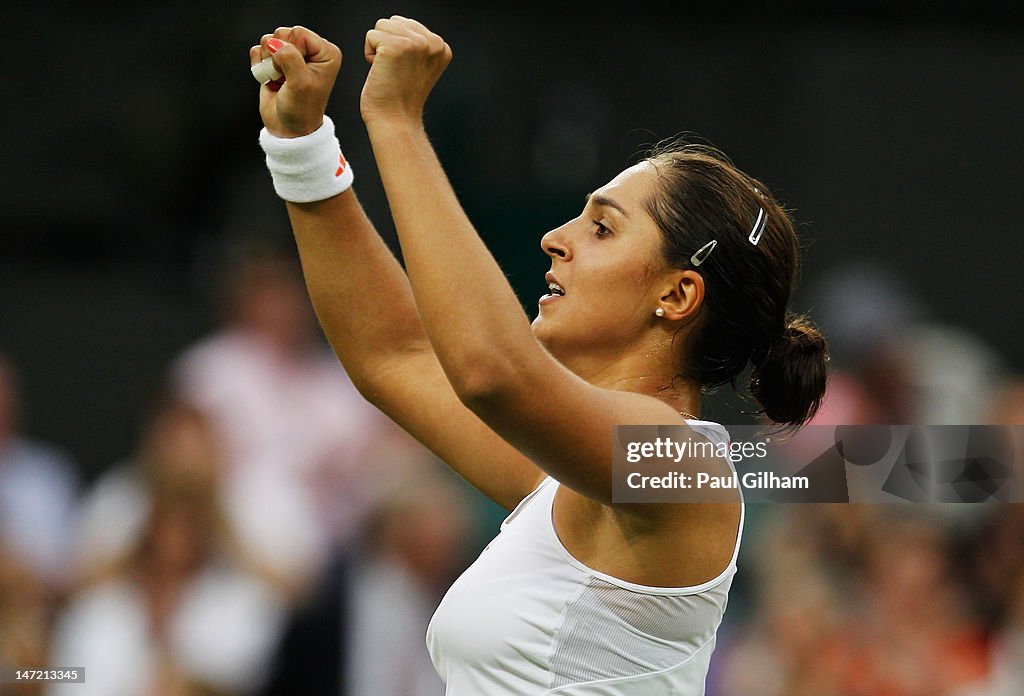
{"left": 584, "top": 192, "right": 630, "bottom": 219}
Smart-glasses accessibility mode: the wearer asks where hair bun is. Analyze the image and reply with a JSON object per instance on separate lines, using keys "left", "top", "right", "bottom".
{"left": 749, "top": 316, "right": 829, "bottom": 426}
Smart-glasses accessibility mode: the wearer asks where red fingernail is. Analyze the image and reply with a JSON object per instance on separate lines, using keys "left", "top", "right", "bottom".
{"left": 267, "top": 38, "right": 284, "bottom": 53}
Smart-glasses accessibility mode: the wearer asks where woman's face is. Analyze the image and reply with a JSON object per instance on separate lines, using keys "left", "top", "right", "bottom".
{"left": 532, "top": 161, "right": 670, "bottom": 359}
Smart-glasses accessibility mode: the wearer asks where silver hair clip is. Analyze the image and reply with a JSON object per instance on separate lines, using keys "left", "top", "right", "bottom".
{"left": 749, "top": 188, "right": 767, "bottom": 245}
{"left": 748, "top": 206, "right": 767, "bottom": 245}
{"left": 690, "top": 240, "right": 717, "bottom": 266}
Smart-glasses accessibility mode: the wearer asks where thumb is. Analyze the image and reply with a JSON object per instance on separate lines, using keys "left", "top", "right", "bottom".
{"left": 363, "top": 30, "right": 379, "bottom": 64}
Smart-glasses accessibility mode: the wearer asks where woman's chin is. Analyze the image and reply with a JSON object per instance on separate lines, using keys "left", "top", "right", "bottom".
{"left": 531, "top": 314, "right": 563, "bottom": 348}
{"left": 532, "top": 316, "right": 578, "bottom": 362}
{"left": 530, "top": 314, "right": 549, "bottom": 339}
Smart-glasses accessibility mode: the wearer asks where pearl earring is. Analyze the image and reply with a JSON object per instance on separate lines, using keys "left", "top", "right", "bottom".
{"left": 655, "top": 308, "right": 665, "bottom": 317}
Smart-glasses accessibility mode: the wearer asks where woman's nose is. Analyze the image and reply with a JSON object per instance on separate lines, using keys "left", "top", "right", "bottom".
{"left": 541, "top": 223, "right": 572, "bottom": 261}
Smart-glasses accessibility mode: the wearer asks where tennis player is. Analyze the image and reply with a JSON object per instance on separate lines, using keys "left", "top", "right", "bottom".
{"left": 250, "top": 17, "right": 827, "bottom": 694}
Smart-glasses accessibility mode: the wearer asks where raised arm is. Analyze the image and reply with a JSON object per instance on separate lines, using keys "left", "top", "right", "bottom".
{"left": 251, "top": 28, "right": 425, "bottom": 374}
{"left": 250, "top": 27, "right": 543, "bottom": 509}
{"left": 359, "top": 18, "right": 694, "bottom": 504}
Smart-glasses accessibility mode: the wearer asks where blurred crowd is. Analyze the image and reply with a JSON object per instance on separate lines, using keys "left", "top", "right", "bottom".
{"left": 1, "top": 242, "right": 480, "bottom": 696}
{"left": 710, "top": 262, "right": 1024, "bottom": 696}
{"left": 1, "top": 254, "right": 1021, "bottom": 696}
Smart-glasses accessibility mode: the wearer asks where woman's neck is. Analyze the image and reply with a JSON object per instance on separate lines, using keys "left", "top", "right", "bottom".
{"left": 564, "top": 352, "right": 702, "bottom": 417}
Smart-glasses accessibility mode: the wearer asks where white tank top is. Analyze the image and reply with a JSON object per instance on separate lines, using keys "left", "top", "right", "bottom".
{"left": 426, "top": 421, "right": 743, "bottom": 695}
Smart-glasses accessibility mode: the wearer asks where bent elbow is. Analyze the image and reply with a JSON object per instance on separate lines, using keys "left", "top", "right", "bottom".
{"left": 449, "top": 363, "right": 517, "bottom": 412}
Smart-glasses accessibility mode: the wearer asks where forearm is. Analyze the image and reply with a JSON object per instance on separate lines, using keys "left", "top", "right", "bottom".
{"left": 286, "top": 187, "right": 430, "bottom": 390}
{"left": 364, "top": 118, "right": 541, "bottom": 394}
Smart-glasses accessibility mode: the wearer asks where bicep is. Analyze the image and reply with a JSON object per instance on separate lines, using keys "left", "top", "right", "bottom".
{"left": 359, "top": 350, "right": 545, "bottom": 511}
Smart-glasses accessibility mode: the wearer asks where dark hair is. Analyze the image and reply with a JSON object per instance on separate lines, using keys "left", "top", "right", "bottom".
{"left": 643, "top": 139, "right": 828, "bottom": 427}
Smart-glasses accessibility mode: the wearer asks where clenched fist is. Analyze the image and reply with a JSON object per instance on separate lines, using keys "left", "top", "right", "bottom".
{"left": 361, "top": 16, "right": 452, "bottom": 124}
{"left": 249, "top": 25, "right": 342, "bottom": 138}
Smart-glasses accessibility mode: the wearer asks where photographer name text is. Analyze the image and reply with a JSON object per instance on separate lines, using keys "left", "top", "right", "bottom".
{"left": 626, "top": 471, "right": 809, "bottom": 490}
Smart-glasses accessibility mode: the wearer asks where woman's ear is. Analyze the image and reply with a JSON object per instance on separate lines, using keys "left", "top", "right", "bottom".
{"left": 654, "top": 270, "right": 704, "bottom": 322}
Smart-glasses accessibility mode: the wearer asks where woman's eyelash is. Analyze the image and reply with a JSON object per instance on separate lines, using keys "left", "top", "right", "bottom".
{"left": 594, "top": 222, "right": 612, "bottom": 237}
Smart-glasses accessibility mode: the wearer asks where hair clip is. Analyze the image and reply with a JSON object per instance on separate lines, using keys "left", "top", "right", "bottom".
{"left": 748, "top": 206, "right": 767, "bottom": 245}
{"left": 749, "top": 188, "right": 767, "bottom": 245}
{"left": 690, "top": 239, "right": 717, "bottom": 266}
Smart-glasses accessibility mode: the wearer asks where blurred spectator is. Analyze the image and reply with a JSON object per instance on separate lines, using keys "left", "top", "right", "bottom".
{"left": 808, "top": 262, "right": 926, "bottom": 372}
{"left": 49, "top": 398, "right": 286, "bottom": 696}
{"left": 0, "top": 352, "right": 79, "bottom": 588}
{"left": 884, "top": 325, "right": 1005, "bottom": 425}
{"left": 261, "top": 462, "right": 477, "bottom": 696}
{"left": 808, "top": 260, "right": 1006, "bottom": 425}
{"left": 0, "top": 352, "right": 79, "bottom": 694}
{"left": 170, "top": 239, "right": 393, "bottom": 586}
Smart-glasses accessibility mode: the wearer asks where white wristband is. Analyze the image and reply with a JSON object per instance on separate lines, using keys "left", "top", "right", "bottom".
{"left": 259, "top": 115, "right": 354, "bottom": 203}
